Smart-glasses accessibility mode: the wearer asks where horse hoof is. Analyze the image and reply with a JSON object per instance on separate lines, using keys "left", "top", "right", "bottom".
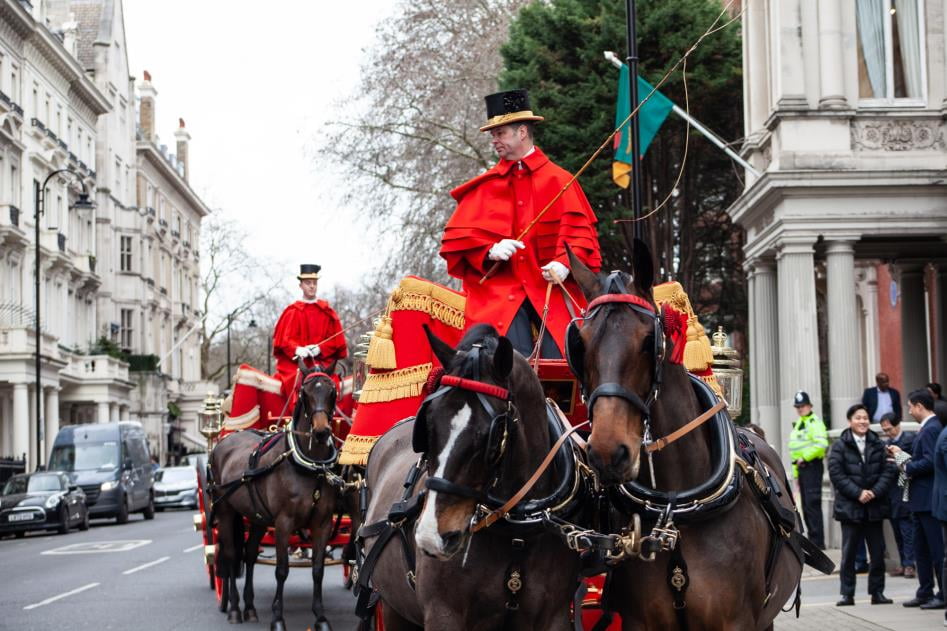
{"left": 227, "top": 610, "right": 243, "bottom": 624}
{"left": 243, "top": 608, "right": 258, "bottom": 623}
{"left": 270, "top": 620, "right": 286, "bottom": 631}
{"left": 312, "top": 618, "right": 333, "bottom": 631}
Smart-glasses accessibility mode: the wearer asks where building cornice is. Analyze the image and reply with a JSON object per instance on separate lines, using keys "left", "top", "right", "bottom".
{"left": 137, "top": 141, "right": 211, "bottom": 218}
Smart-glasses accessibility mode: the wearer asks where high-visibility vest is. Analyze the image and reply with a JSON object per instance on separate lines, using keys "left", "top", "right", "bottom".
{"left": 788, "top": 413, "right": 828, "bottom": 478}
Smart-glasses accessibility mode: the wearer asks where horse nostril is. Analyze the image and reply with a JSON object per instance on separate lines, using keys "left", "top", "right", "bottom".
{"left": 611, "top": 444, "right": 629, "bottom": 470}
{"left": 441, "top": 530, "right": 462, "bottom": 554}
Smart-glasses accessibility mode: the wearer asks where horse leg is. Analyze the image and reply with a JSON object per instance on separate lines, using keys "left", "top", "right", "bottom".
{"left": 309, "top": 492, "right": 335, "bottom": 631}
{"left": 242, "top": 524, "right": 265, "bottom": 623}
{"left": 214, "top": 506, "right": 233, "bottom": 615}
{"left": 227, "top": 514, "right": 244, "bottom": 623}
{"left": 382, "top": 604, "right": 423, "bottom": 631}
{"left": 270, "top": 518, "right": 291, "bottom": 631}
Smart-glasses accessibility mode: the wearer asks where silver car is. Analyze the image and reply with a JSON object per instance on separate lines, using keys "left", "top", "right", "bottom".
{"left": 153, "top": 466, "right": 198, "bottom": 510}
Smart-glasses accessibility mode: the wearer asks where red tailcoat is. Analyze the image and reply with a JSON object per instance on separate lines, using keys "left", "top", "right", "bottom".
{"left": 272, "top": 300, "right": 348, "bottom": 398}
{"left": 440, "top": 147, "right": 602, "bottom": 352}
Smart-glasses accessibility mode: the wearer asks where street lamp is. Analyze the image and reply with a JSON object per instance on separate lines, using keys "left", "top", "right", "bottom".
{"left": 34, "top": 169, "right": 93, "bottom": 469}
{"left": 226, "top": 311, "right": 233, "bottom": 391}
{"left": 247, "top": 319, "right": 270, "bottom": 375}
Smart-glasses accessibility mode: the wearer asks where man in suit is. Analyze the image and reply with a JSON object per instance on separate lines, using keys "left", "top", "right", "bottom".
{"left": 863, "top": 372, "right": 902, "bottom": 423}
{"left": 931, "top": 413, "right": 947, "bottom": 626}
{"left": 890, "top": 389, "right": 944, "bottom": 608}
{"left": 927, "top": 382, "right": 947, "bottom": 426}
{"left": 881, "top": 412, "right": 917, "bottom": 578}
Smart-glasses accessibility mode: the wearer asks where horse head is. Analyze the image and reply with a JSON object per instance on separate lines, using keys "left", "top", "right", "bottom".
{"left": 413, "top": 323, "right": 518, "bottom": 560}
{"left": 294, "top": 358, "right": 338, "bottom": 445}
{"left": 567, "top": 240, "right": 662, "bottom": 485}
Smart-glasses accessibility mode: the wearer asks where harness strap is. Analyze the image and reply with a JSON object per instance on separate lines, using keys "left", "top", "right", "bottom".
{"left": 587, "top": 382, "right": 650, "bottom": 419}
{"left": 503, "top": 538, "right": 528, "bottom": 612}
{"left": 667, "top": 544, "right": 690, "bottom": 630}
{"left": 645, "top": 400, "right": 726, "bottom": 454}
{"left": 472, "top": 420, "right": 590, "bottom": 533}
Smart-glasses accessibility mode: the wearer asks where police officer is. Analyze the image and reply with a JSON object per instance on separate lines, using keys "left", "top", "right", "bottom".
{"left": 788, "top": 390, "right": 829, "bottom": 549}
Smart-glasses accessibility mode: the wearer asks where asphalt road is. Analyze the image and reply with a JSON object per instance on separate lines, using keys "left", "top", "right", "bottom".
{"left": 0, "top": 508, "right": 360, "bottom": 631}
{"left": 1, "top": 508, "right": 940, "bottom": 630}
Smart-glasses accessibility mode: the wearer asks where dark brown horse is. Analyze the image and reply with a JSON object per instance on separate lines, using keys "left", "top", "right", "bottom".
{"left": 566, "top": 242, "right": 813, "bottom": 630}
{"left": 358, "top": 324, "right": 582, "bottom": 630}
{"left": 210, "top": 361, "right": 342, "bottom": 631}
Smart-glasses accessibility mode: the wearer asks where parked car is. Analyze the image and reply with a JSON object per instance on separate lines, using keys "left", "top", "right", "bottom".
{"left": 48, "top": 422, "right": 155, "bottom": 524}
{"left": 0, "top": 471, "right": 89, "bottom": 538}
{"left": 154, "top": 466, "right": 198, "bottom": 510}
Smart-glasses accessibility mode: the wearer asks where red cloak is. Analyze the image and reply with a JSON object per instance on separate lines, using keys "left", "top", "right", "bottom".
{"left": 272, "top": 300, "right": 348, "bottom": 398}
{"left": 440, "top": 147, "right": 601, "bottom": 352}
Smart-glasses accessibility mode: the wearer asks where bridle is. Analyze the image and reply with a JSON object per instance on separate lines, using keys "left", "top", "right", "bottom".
{"left": 566, "top": 272, "right": 665, "bottom": 430}
{"left": 413, "top": 344, "right": 518, "bottom": 502}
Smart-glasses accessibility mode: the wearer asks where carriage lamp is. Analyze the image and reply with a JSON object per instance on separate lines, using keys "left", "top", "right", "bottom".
{"left": 197, "top": 391, "right": 224, "bottom": 449}
{"left": 352, "top": 332, "right": 373, "bottom": 401}
{"left": 710, "top": 326, "right": 743, "bottom": 418}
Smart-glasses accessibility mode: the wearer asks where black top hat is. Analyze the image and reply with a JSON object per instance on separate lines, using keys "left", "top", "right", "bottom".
{"left": 793, "top": 391, "right": 812, "bottom": 407}
{"left": 479, "top": 89, "right": 545, "bottom": 132}
{"left": 297, "top": 264, "right": 321, "bottom": 280}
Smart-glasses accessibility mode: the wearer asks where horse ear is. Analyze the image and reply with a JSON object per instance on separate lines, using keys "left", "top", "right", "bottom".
{"left": 631, "top": 238, "right": 654, "bottom": 297}
{"left": 297, "top": 357, "right": 310, "bottom": 373}
{"left": 423, "top": 324, "right": 457, "bottom": 368}
{"left": 493, "top": 336, "right": 514, "bottom": 379}
{"left": 566, "top": 243, "right": 602, "bottom": 300}
{"left": 327, "top": 361, "right": 337, "bottom": 376}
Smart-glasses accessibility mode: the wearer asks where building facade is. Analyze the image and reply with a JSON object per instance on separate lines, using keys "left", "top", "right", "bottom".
{"left": 731, "top": 0, "right": 947, "bottom": 460}
{"left": 0, "top": 0, "right": 212, "bottom": 471}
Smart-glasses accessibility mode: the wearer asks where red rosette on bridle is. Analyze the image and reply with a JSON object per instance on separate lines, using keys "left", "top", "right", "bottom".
{"left": 661, "top": 304, "right": 689, "bottom": 366}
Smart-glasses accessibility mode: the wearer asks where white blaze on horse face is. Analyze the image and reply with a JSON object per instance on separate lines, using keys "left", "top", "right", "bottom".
{"left": 416, "top": 404, "right": 472, "bottom": 557}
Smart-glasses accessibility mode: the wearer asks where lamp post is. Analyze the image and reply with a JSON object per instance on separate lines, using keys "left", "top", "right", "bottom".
{"left": 226, "top": 311, "right": 233, "bottom": 392}
{"left": 246, "top": 319, "right": 269, "bottom": 374}
{"left": 34, "top": 169, "right": 93, "bottom": 469}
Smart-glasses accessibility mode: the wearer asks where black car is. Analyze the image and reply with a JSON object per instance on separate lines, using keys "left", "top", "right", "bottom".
{"left": 0, "top": 472, "right": 90, "bottom": 538}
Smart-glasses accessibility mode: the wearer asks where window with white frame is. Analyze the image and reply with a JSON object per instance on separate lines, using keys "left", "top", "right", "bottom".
{"left": 120, "top": 235, "right": 133, "bottom": 271}
{"left": 856, "top": 0, "right": 926, "bottom": 105}
{"left": 120, "top": 308, "right": 134, "bottom": 350}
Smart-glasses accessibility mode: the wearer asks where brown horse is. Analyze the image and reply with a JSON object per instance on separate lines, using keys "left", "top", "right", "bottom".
{"left": 357, "top": 324, "right": 583, "bottom": 630}
{"left": 565, "top": 242, "right": 819, "bottom": 630}
{"left": 210, "top": 361, "right": 342, "bottom": 631}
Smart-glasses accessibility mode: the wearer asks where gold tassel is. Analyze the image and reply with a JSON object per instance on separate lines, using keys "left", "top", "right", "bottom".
{"left": 683, "top": 317, "right": 715, "bottom": 372}
{"left": 366, "top": 315, "right": 397, "bottom": 369}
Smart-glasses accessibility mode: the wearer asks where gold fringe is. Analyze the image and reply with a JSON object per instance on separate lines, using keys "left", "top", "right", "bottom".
{"left": 339, "top": 434, "right": 381, "bottom": 466}
{"left": 390, "top": 278, "right": 466, "bottom": 329}
{"left": 699, "top": 373, "right": 724, "bottom": 399}
{"left": 359, "top": 362, "right": 433, "bottom": 404}
{"left": 366, "top": 315, "right": 397, "bottom": 369}
{"left": 654, "top": 281, "right": 714, "bottom": 372}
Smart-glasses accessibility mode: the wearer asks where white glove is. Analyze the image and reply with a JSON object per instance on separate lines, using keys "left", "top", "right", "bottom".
{"left": 541, "top": 261, "right": 570, "bottom": 282}
{"left": 307, "top": 344, "right": 321, "bottom": 358}
{"left": 488, "top": 239, "right": 525, "bottom": 261}
{"left": 294, "top": 346, "right": 310, "bottom": 359}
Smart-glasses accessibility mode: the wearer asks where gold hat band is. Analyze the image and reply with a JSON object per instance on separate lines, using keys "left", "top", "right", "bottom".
{"left": 479, "top": 110, "right": 545, "bottom": 132}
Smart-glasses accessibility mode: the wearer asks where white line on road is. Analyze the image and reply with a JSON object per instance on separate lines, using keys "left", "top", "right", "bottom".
{"left": 183, "top": 543, "right": 203, "bottom": 553}
{"left": 23, "top": 582, "right": 100, "bottom": 610}
{"left": 123, "top": 556, "right": 170, "bottom": 575}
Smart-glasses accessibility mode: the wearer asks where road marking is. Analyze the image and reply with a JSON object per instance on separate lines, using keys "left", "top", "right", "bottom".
{"left": 123, "top": 556, "right": 170, "bottom": 575}
{"left": 23, "top": 582, "right": 100, "bottom": 610}
{"left": 42, "top": 539, "right": 152, "bottom": 555}
{"left": 183, "top": 543, "right": 203, "bottom": 553}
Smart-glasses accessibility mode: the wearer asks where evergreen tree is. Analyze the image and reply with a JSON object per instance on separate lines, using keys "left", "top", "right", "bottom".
{"left": 500, "top": 0, "right": 746, "bottom": 337}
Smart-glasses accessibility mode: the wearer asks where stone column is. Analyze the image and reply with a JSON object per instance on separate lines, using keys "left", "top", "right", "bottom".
{"left": 862, "top": 266, "right": 880, "bottom": 382}
{"left": 109, "top": 402, "right": 119, "bottom": 423}
{"left": 775, "top": 0, "right": 808, "bottom": 109}
{"left": 777, "top": 240, "right": 822, "bottom": 459}
{"left": 12, "top": 384, "right": 29, "bottom": 461}
{"left": 120, "top": 405, "right": 130, "bottom": 421}
{"left": 747, "top": 265, "right": 759, "bottom": 424}
{"left": 754, "top": 260, "right": 782, "bottom": 447}
{"left": 817, "top": 0, "right": 847, "bottom": 109}
{"left": 96, "top": 401, "right": 109, "bottom": 423}
{"left": 825, "top": 241, "right": 861, "bottom": 428}
{"left": 0, "top": 391, "right": 11, "bottom": 455}
{"left": 45, "top": 387, "right": 59, "bottom": 458}
{"left": 744, "top": 0, "right": 770, "bottom": 138}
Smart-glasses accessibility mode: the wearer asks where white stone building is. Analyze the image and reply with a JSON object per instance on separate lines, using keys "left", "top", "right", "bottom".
{"left": 0, "top": 0, "right": 213, "bottom": 470}
{"left": 731, "top": 0, "right": 947, "bottom": 461}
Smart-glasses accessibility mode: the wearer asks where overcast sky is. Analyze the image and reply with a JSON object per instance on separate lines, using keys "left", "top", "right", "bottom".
{"left": 123, "top": 0, "right": 393, "bottom": 303}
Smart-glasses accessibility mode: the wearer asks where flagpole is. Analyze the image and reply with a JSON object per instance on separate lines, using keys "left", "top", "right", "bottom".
{"left": 625, "top": 0, "right": 644, "bottom": 242}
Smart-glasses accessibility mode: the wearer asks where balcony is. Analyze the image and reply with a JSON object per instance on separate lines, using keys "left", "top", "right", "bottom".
{"left": 62, "top": 353, "right": 131, "bottom": 383}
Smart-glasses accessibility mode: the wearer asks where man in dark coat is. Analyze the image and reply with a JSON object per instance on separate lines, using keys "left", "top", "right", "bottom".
{"left": 932, "top": 417, "right": 947, "bottom": 626}
{"left": 863, "top": 372, "right": 902, "bottom": 423}
{"left": 890, "top": 389, "right": 945, "bottom": 608}
{"left": 881, "top": 412, "right": 916, "bottom": 578}
{"left": 829, "top": 404, "right": 897, "bottom": 606}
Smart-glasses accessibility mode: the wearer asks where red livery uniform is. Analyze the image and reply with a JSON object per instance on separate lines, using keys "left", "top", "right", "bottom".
{"left": 440, "top": 147, "right": 602, "bottom": 353}
{"left": 272, "top": 300, "right": 348, "bottom": 398}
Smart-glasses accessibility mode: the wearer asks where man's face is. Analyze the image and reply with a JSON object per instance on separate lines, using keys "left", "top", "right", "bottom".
{"left": 876, "top": 373, "right": 889, "bottom": 390}
{"left": 908, "top": 401, "right": 926, "bottom": 421}
{"left": 299, "top": 279, "right": 318, "bottom": 300}
{"left": 880, "top": 419, "right": 899, "bottom": 439}
{"left": 795, "top": 404, "right": 812, "bottom": 417}
{"left": 489, "top": 124, "right": 531, "bottom": 161}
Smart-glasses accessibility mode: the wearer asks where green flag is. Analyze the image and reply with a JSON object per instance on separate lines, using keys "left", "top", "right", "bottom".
{"left": 613, "top": 64, "right": 674, "bottom": 188}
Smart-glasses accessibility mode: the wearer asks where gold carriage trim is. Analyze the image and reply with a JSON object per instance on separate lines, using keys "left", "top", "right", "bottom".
{"left": 358, "top": 362, "right": 434, "bottom": 404}
{"left": 653, "top": 281, "right": 715, "bottom": 372}
{"left": 223, "top": 405, "right": 261, "bottom": 431}
{"left": 390, "top": 277, "right": 466, "bottom": 329}
{"left": 338, "top": 434, "right": 380, "bottom": 466}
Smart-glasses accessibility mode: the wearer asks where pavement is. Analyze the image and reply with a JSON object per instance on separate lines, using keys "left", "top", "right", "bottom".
{"left": 1, "top": 510, "right": 944, "bottom": 630}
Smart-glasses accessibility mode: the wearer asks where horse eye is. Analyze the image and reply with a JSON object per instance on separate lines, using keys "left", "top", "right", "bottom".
{"left": 641, "top": 334, "right": 655, "bottom": 354}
